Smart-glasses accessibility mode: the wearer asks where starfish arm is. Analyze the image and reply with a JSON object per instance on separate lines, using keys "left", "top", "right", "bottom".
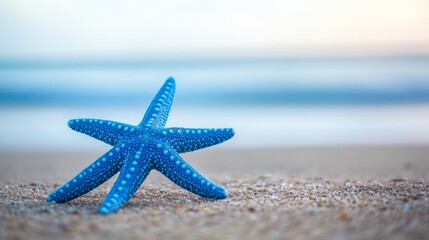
{"left": 47, "top": 144, "right": 127, "bottom": 203}
{"left": 154, "top": 145, "right": 227, "bottom": 199}
{"left": 99, "top": 150, "right": 153, "bottom": 214}
{"left": 68, "top": 118, "right": 135, "bottom": 146}
{"left": 165, "top": 128, "right": 235, "bottom": 153}
{"left": 139, "top": 77, "right": 175, "bottom": 128}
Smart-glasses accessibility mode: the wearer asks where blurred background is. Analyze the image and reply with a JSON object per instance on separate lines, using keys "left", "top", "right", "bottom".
{"left": 0, "top": 0, "right": 429, "bottom": 153}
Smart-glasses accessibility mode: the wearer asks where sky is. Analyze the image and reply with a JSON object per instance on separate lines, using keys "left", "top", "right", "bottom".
{"left": 1, "top": 0, "right": 428, "bottom": 58}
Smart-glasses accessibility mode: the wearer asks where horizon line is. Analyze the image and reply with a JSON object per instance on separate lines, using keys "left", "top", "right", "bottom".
{"left": 1, "top": 54, "right": 429, "bottom": 69}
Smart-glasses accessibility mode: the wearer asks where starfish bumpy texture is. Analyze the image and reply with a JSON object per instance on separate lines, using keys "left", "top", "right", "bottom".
{"left": 47, "top": 77, "right": 235, "bottom": 214}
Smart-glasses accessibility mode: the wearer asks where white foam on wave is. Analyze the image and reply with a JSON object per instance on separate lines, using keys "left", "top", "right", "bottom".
{"left": 1, "top": 104, "right": 428, "bottom": 151}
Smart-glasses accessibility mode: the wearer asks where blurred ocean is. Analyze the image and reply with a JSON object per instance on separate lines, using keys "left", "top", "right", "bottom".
{"left": 1, "top": 56, "right": 429, "bottom": 151}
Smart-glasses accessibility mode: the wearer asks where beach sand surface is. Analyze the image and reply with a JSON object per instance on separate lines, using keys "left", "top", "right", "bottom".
{"left": 1, "top": 146, "right": 428, "bottom": 239}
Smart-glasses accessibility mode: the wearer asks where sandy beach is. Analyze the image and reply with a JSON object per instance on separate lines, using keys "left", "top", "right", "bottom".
{"left": 1, "top": 146, "right": 428, "bottom": 239}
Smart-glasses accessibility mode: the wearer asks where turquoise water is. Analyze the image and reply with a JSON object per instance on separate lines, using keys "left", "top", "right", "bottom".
{"left": 1, "top": 56, "right": 429, "bottom": 106}
{"left": 0, "top": 57, "right": 429, "bottom": 150}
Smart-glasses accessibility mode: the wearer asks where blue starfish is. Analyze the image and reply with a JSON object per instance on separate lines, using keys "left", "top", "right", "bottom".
{"left": 47, "top": 77, "right": 235, "bottom": 214}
